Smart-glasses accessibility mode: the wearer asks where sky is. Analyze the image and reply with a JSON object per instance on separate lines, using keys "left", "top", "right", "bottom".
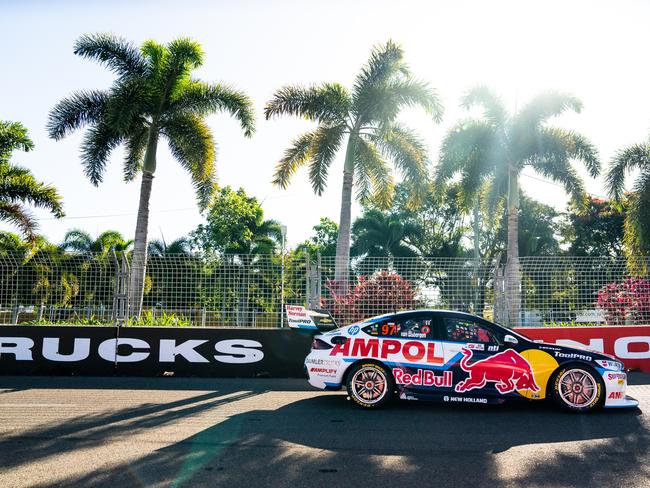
{"left": 1, "top": 0, "right": 649, "bottom": 248}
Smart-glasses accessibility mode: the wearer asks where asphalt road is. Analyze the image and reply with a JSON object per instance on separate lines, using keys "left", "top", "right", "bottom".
{"left": 0, "top": 375, "right": 649, "bottom": 488}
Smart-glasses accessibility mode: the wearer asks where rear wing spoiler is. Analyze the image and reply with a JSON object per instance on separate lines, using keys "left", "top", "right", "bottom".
{"left": 285, "top": 305, "right": 338, "bottom": 332}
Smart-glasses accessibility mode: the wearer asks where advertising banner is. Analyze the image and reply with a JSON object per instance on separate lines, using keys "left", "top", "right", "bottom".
{"left": 516, "top": 325, "right": 650, "bottom": 372}
{"left": 0, "top": 326, "right": 313, "bottom": 377}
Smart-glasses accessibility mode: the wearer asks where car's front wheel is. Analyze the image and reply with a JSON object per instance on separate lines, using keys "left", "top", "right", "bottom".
{"left": 552, "top": 365, "right": 603, "bottom": 413}
{"left": 346, "top": 362, "right": 394, "bottom": 409}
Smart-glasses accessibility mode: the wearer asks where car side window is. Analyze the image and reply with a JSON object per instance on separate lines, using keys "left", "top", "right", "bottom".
{"left": 363, "top": 316, "right": 435, "bottom": 339}
{"left": 443, "top": 318, "right": 499, "bottom": 344}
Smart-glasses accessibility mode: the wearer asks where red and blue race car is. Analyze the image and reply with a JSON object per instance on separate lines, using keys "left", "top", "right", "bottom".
{"left": 286, "top": 306, "right": 639, "bottom": 412}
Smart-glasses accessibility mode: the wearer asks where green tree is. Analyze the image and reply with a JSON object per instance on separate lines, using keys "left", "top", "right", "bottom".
{"left": 606, "top": 139, "right": 650, "bottom": 266}
{"left": 437, "top": 86, "right": 599, "bottom": 324}
{"left": 265, "top": 40, "right": 442, "bottom": 289}
{"left": 191, "top": 187, "right": 283, "bottom": 325}
{"left": 560, "top": 196, "right": 626, "bottom": 257}
{"left": 0, "top": 121, "right": 64, "bottom": 239}
{"left": 389, "top": 182, "right": 468, "bottom": 257}
{"left": 191, "top": 187, "right": 282, "bottom": 255}
{"left": 510, "top": 195, "right": 560, "bottom": 257}
{"left": 60, "top": 229, "right": 132, "bottom": 254}
{"left": 296, "top": 217, "right": 338, "bottom": 257}
{"left": 47, "top": 33, "right": 255, "bottom": 316}
{"left": 352, "top": 208, "right": 421, "bottom": 255}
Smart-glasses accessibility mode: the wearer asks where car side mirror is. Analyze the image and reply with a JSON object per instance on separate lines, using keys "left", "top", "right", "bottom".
{"left": 503, "top": 334, "right": 519, "bottom": 346}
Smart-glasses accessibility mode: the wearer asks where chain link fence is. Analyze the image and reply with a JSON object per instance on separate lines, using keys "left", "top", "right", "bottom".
{"left": 0, "top": 251, "right": 647, "bottom": 328}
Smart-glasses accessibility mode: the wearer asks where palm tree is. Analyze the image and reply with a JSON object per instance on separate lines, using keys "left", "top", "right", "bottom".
{"left": 265, "top": 40, "right": 442, "bottom": 290}
{"left": 0, "top": 121, "right": 64, "bottom": 239}
{"left": 148, "top": 237, "right": 192, "bottom": 256}
{"left": 606, "top": 139, "right": 650, "bottom": 268}
{"left": 60, "top": 229, "right": 132, "bottom": 254}
{"left": 47, "top": 33, "right": 255, "bottom": 316}
{"left": 437, "top": 86, "right": 599, "bottom": 325}
{"left": 352, "top": 208, "right": 421, "bottom": 255}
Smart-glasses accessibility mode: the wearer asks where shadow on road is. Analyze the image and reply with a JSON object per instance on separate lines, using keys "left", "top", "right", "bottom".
{"left": 0, "top": 375, "right": 311, "bottom": 392}
{"left": 7, "top": 389, "right": 645, "bottom": 488}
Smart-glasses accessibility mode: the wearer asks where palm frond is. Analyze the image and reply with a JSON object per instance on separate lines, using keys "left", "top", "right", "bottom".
{"left": 171, "top": 80, "right": 255, "bottom": 137}
{"left": 388, "top": 78, "right": 444, "bottom": 122}
{"left": 529, "top": 154, "right": 586, "bottom": 205}
{"left": 355, "top": 78, "right": 443, "bottom": 125}
{"left": 272, "top": 131, "right": 317, "bottom": 189}
{"left": 355, "top": 137, "right": 395, "bottom": 207}
{"left": 0, "top": 202, "right": 38, "bottom": 241}
{"left": 60, "top": 229, "right": 93, "bottom": 252}
{"left": 123, "top": 125, "right": 148, "bottom": 182}
{"left": 264, "top": 83, "right": 350, "bottom": 125}
{"left": 80, "top": 123, "right": 123, "bottom": 185}
{"left": 514, "top": 91, "right": 582, "bottom": 129}
{"left": 167, "top": 37, "right": 204, "bottom": 69}
{"left": 606, "top": 143, "right": 650, "bottom": 200}
{"left": 437, "top": 120, "right": 502, "bottom": 187}
{"left": 0, "top": 121, "right": 34, "bottom": 160}
{"left": 105, "top": 79, "right": 149, "bottom": 133}
{"left": 461, "top": 85, "right": 507, "bottom": 126}
{"left": 308, "top": 125, "right": 346, "bottom": 195}
{"left": 625, "top": 170, "right": 650, "bottom": 256}
{"left": 372, "top": 124, "right": 428, "bottom": 206}
{"left": 514, "top": 127, "right": 600, "bottom": 181}
{"left": 161, "top": 113, "right": 216, "bottom": 210}
{"left": 47, "top": 90, "right": 109, "bottom": 140}
{"left": 74, "top": 33, "right": 146, "bottom": 78}
{"left": 353, "top": 40, "right": 407, "bottom": 95}
{"left": 0, "top": 164, "right": 64, "bottom": 218}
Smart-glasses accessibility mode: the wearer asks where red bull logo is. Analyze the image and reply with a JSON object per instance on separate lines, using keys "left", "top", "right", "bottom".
{"left": 393, "top": 369, "right": 453, "bottom": 387}
{"left": 455, "top": 348, "right": 540, "bottom": 394}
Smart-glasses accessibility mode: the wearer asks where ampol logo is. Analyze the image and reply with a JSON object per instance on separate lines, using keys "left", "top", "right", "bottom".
{"left": 455, "top": 348, "right": 540, "bottom": 394}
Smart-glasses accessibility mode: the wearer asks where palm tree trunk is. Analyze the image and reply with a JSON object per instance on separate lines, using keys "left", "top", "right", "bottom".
{"left": 128, "top": 129, "right": 158, "bottom": 318}
{"left": 334, "top": 136, "right": 356, "bottom": 294}
{"left": 505, "top": 167, "right": 521, "bottom": 326}
{"left": 128, "top": 171, "right": 154, "bottom": 318}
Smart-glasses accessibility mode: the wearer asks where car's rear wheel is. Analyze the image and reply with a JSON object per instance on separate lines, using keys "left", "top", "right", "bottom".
{"left": 552, "top": 365, "right": 603, "bottom": 413}
{"left": 346, "top": 362, "right": 393, "bottom": 409}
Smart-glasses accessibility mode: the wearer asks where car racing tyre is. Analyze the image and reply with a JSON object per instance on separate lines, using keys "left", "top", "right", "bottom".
{"left": 346, "top": 362, "right": 394, "bottom": 409}
{"left": 552, "top": 365, "right": 604, "bottom": 413}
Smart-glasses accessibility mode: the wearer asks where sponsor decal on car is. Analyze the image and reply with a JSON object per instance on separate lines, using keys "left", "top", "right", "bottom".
{"left": 554, "top": 351, "right": 593, "bottom": 361}
{"left": 443, "top": 395, "right": 488, "bottom": 404}
{"left": 466, "top": 343, "right": 485, "bottom": 351}
{"left": 455, "top": 348, "right": 540, "bottom": 394}
{"left": 393, "top": 368, "right": 453, "bottom": 387}
{"left": 608, "top": 391, "right": 624, "bottom": 400}
{"left": 305, "top": 357, "right": 340, "bottom": 367}
{"left": 347, "top": 325, "right": 360, "bottom": 335}
{"left": 330, "top": 338, "right": 444, "bottom": 364}
{"left": 607, "top": 372, "right": 626, "bottom": 380}
{"left": 309, "top": 367, "right": 338, "bottom": 375}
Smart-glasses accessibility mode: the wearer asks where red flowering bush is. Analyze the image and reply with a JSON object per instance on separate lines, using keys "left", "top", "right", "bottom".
{"left": 597, "top": 278, "right": 650, "bottom": 325}
{"left": 322, "top": 271, "right": 418, "bottom": 326}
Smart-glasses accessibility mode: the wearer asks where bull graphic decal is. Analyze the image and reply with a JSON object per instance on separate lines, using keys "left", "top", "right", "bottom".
{"left": 455, "top": 348, "right": 540, "bottom": 394}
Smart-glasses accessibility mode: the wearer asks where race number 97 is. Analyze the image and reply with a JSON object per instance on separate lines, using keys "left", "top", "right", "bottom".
{"left": 381, "top": 323, "right": 399, "bottom": 336}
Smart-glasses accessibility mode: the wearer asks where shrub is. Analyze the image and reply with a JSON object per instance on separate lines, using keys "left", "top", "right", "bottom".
{"left": 596, "top": 277, "right": 650, "bottom": 325}
{"left": 322, "top": 270, "right": 418, "bottom": 325}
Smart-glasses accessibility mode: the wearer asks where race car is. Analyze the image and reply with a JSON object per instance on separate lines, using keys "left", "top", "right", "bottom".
{"left": 287, "top": 306, "right": 639, "bottom": 412}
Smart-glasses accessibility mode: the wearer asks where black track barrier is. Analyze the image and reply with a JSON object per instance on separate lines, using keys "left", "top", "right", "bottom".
{"left": 0, "top": 326, "right": 313, "bottom": 378}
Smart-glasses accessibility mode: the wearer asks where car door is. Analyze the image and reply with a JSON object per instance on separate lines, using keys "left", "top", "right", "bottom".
{"left": 366, "top": 313, "right": 453, "bottom": 398}
{"left": 440, "top": 315, "right": 518, "bottom": 398}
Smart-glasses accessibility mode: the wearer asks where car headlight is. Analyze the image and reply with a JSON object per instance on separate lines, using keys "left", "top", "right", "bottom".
{"left": 595, "top": 359, "right": 623, "bottom": 371}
